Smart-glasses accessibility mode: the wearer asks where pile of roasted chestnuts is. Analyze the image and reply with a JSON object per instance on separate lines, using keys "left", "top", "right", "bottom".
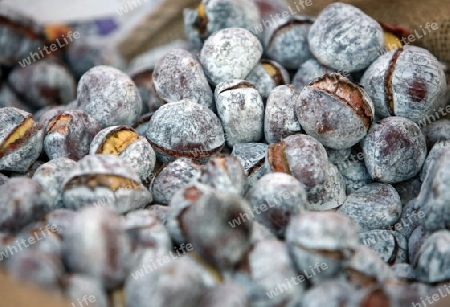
{"left": 0, "top": 0, "right": 450, "bottom": 306}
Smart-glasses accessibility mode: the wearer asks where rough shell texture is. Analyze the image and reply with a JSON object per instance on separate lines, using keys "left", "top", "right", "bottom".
{"left": 337, "top": 159, "right": 373, "bottom": 194}
{"left": 415, "top": 230, "right": 450, "bottom": 283}
{"left": 264, "top": 15, "right": 313, "bottom": 69}
{"left": 286, "top": 211, "right": 359, "bottom": 250}
{"left": 391, "top": 264, "right": 417, "bottom": 281}
{"left": 8, "top": 60, "right": 76, "bottom": 110}
{"left": 293, "top": 58, "right": 336, "bottom": 91}
{"left": 215, "top": 80, "right": 264, "bottom": 147}
{"left": 125, "top": 256, "right": 207, "bottom": 307}
{"left": 416, "top": 148, "right": 450, "bottom": 231}
{"left": 362, "top": 117, "right": 427, "bottom": 184}
{"left": 77, "top": 65, "right": 142, "bottom": 128}
{"left": 183, "top": 0, "right": 262, "bottom": 49}
{"left": 338, "top": 183, "right": 402, "bottom": 232}
{"left": 62, "top": 207, "right": 133, "bottom": 290}
{"left": 421, "top": 119, "right": 450, "bottom": 150}
{"left": 0, "top": 107, "right": 44, "bottom": 172}
{"left": 394, "top": 199, "right": 423, "bottom": 239}
{"left": 151, "top": 158, "right": 200, "bottom": 205}
{"left": 146, "top": 99, "right": 225, "bottom": 163}
{"left": 62, "top": 154, "right": 152, "bottom": 214}
{"left": 393, "top": 177, "right": 422, "bottom": 205}
{"left": 308, "top": 2, "right": 384, "bottom": 72}
{"left": 89, "top": 125, "right": 156, "bottom": 182}
{"left": 245, "top": 60, "right": 290, "bottom": 100}
{"left": 296, "top": 73, "right": 374, "bottom": 150}
{"left": 32, "top": 158, "right": 76, "bottom": 210}
{"left": 152, "top": 49, "right": 213, "bottom": 109}
{"left": 245, "top": 172, "right": 308, "bottom": 237}
{"left": 44, "top": 110, "right": 101, "bottom": 161}
{"left": 264, "top": 85, "right": 302, "bottom": 144}
{"left": 200, "top": 28, "right": 263, "bottom": 85}
{"left": 197, "top": 154, "right": 246, "bottom": 196}
{"left": 360, "top": 46, "right": 447, "bottom": 123}
{"left": 359, "top": 230, "right": 408, "bottom": 265}
{"left": 0, "top": 177, "right": 51, "bottom": 233}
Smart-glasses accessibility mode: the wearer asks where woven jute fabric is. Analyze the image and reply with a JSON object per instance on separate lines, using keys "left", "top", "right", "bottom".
{"left": 118, "top": 0, "right": 450, "bottom": 65}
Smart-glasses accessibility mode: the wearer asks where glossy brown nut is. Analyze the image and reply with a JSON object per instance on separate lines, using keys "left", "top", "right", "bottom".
{"left": 0, "top": 107, "right": 44, "bottom": 172}
{"left": 44, "top": 110, "right": 101, "bottom": 161}
{"left": 296, "top": 73, "right": 374, "bottom": 149}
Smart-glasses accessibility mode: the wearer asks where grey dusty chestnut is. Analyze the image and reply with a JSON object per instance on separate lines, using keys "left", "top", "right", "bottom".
{"left": 308, "top": 2, "right": 384, "bottom": 72}
{"left": 214, "top": 80, "right": 264, "bottom": 147}
{"left": 200, "top": 28, "right": 263, "bottom": 85}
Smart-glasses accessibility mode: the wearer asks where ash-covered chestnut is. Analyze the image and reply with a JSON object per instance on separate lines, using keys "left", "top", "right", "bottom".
{"left": 362, "top": 117, "right": 427, "bottom": 183}
{"left": 152, "top": 49, "right": 213, "bottom": 109}
{"left": 308, "top": 2, "right": 384, "bottom": 72}
{"left": 245, "top": 172, "right": 307, "bottom": 237}
{"left": 415, "top": 230, "right": 450, "bottom": 283}
{"left": 167, "top": 184, "right": 252, "bottom": 273}
{"left": 184, "top": 0, "right": 261, "bottom": 49}
{"left": 62, "top": 154, "right": 152, "bottom": 214}
{"left": 0, "top": 177, "right": 51, "bottom": 233}
{"left": 231, "top": 143, "right": 267, "bottom": 192}
{"left": 236, "top": 240, "right": 300, "bottom": 306}
{"left": 296, "top": 73, "right": 374, "bottom": 149}
{"left": 32, "top": 158, "right": 76, "bottom": 210}
{"left": 8, "top": 60, "right": 76, "bottom": 110}
{"left": 359, "top": 230, "right": 408, "bottom": 264}
{"left": 0, "top": 107, "right": 44, "bottom": 172}
{"left": 245, "top": 60, "right": 290, "bottom": 100}
{"left": 264, "top": 85, "right": 302, "bottom": 144}
{"left": 197, "top": 154, "right": 245, "bottom": 195}
{"left": 293, "top": 58, "right": 336, "bottom": 91}
{"left": 63, "top": 207, "right": 134, "bottom": 289}
{"left": 64, "top": 275, "right": 108, "bottom": 307}
{"left": 338, "top": 183, "right": 402, "bottom": 232}
{"left": 77, "top": 65, "right": 142, "bottom": 128}
{"left": 391, "top": 263, "right": 417, "bottom": 281}
{"left": 199, "top": 28, "right": 262, "bottom": 85}
{"left": 44, "top": 110, "right": 101, "bottom": 161}
{"left": 125, "top": 256, "right": 207, "bottom": 307}
{"left": 89, "top": 125, "right": 156, "bottom": 183}
{"left": 146, "top": 99, "right": 225, "bottom": 163}
{"left": 0, "top": 9, "right": 44, "bottom": 66}
{"left": 286, "top": 212, "right": 359, "bottom": 284}
{"left": 264, "top": 15, "right": 314, "bottom": 69}
{"left": 416, "top": 148, "right": 450, "bottom": 231}
{"left": 214, "top": 80, "right": 264, "bottom": 147}
{"left": 151, "top": 158, "right": 200, "bottom": 205}
{"left": 361, "top": 45, "right": 447, "bottom": 123}
{"left": 300, "top": 280, "right": 360, "bottom": 307}
{"left": 346, "top": 245, "right": 394, "bottom": 287}
{"left": 421, "top": 119, "right": 450, "bottom": 150}
{"left": 337, "top": 159, "right": 373, "bottom": 194}
{"left": 393, "top": 177, "right": 422, "bottom": 205}
{"left": 266, "top": 134, "right": 346, "bottom": 210}
{"left": 409, "top": 225, "right": 431, "bottom": 267}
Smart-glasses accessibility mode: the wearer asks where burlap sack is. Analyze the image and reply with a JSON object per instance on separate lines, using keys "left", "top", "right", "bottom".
{"left": 118, "top": 0, "right": 450, "bottom": 66}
